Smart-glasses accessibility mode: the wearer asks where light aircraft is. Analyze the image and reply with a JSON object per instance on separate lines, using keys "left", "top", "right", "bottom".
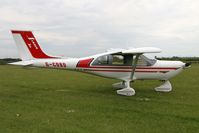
{"left": 10, "top": 30, "right": 190, "bottom": 96}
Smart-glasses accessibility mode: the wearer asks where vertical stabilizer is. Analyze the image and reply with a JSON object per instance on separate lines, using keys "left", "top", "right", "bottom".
{"left": 11, "top": 30, "right": 57, "bottom": 60}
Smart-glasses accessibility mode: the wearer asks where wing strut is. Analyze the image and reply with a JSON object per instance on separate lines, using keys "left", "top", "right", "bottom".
{"left": 130, "top": 54, "right": 141, "bottom": 80}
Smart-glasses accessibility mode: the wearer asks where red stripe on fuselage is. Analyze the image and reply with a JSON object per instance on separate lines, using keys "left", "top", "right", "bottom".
{"left": 84, "top": 69, "right": 165, "bottom": 73}
{"left": 88, "top": 66, "right": 178, "bottom": 70}
{"left": 76, "top": 58, "right": 179, "bottom": 73}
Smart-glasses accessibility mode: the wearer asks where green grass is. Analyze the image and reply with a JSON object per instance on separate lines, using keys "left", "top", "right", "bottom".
{"left": 0, "top": 65, "right": 199, "bottom": 133}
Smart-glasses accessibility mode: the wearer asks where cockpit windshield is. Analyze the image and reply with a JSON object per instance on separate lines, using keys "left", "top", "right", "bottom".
{"left": 137, "top": 55, "right": 157, "bottom": 66}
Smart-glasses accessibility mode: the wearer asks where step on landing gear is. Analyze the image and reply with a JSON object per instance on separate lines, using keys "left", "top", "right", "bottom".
{"left": 112, "top": 81, "right": 126, "bottom": 89}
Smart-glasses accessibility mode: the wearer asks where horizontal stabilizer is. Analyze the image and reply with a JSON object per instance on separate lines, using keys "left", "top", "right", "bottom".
{"left": 9, "top": 60, "right": 33, "bottom": 66}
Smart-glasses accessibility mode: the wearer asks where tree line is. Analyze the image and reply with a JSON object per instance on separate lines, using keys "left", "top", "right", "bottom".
{"left": 156, "top": 56, "right": 199, "bottom": 63}
{"left": 0, "top": 58, "right": 21, "bottom": 65}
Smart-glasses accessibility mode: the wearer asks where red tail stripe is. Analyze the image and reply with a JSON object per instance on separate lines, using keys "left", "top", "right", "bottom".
{"left": 12, "top": 30, "right": 56, "bottom": 59}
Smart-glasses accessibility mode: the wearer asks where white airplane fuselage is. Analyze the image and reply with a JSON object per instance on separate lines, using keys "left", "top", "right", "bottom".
{"left": 32, "top": 56, "right": 185, "bottom": 81}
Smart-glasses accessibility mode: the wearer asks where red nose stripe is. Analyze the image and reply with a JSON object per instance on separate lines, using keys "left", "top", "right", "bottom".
{"left": 76, "top": 58, "right": 94, "bottom": 68}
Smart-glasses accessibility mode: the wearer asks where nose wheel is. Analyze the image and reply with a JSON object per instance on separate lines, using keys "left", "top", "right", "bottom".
{"left": 154, "top": 80, "right": 172, "bottom": 92}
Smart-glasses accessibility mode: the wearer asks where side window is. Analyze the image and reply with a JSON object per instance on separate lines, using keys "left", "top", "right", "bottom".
{"left": 112, "top": 55, "right": 124, "bottom": 65}
{"left": 92, "top": 54, "right": 133, "bottom": 66}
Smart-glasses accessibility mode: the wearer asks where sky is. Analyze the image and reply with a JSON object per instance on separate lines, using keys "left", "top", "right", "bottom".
{"left": 0, "top": 0, "right": 199, "bottom": 58}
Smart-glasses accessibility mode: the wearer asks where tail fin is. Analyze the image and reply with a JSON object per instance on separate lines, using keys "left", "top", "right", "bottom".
{"left": 11, "top": 30, "right": 59, "bottom": 60}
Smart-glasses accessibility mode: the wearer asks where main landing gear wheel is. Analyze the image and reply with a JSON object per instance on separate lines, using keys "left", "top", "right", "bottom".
{"left": 115, "top": 54, "right": 140, "bottom": 96}
{"left": 116, "top": 81, "right": 135, "bottom": 96}
{"left": 154, "top": 80, "right": 172, "bottom": 92}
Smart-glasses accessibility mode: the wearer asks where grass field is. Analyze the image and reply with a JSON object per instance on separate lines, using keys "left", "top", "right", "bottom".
{"left": 0, "top": 64, "right": 199, "bottom": 133}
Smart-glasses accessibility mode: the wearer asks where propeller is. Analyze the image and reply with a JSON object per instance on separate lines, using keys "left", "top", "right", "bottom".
{"left": 185, "top": 62, "right": 191, "bottom": 68}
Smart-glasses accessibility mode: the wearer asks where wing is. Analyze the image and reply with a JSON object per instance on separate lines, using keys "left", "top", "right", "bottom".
{"left": 122, "top": 47, "right": 162, "bottom": 54}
